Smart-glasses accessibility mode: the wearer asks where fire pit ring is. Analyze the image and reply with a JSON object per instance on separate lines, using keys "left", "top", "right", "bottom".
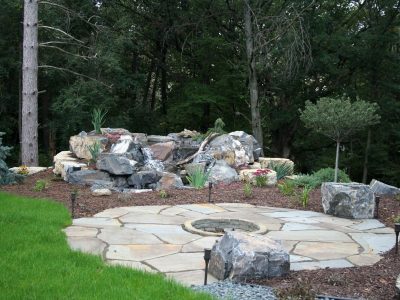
{"left": 183, "top": 218, "right": 268, "bottom": 236}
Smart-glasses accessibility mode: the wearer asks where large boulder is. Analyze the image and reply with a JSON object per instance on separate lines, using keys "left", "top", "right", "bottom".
{"left": 66, "top": 170, "right": 111, "bottom": 185}
{"left": 258, "top": 157, "right": 294, "bottom": 175}
{"left": 239, "top": 169, "right": 277, "bottom": 186}
{"left": 229, "top": 131, "right": 260, "bottom": 164}
{"left": 127, "top": 170, "right": 161, "bottom": 189}
{"left": 149, "top": 141, "right": 175, "bottom": 162}
{"left": 156, "top": 172, "right": 184, "bottom": 190}
{"left": 209, "top": 231, "right": 290, "bottom": 281}
{"left": 69, "top": 132, "right": 107, "bottom": 160}
{"left": 321, "top": 182, "right": 375, "bottom": 219}
{"left": 208, "top": 160, "right": 239, "bottom": 185}
{"left": 370, "top": 179, "right": 400, "bottom": 196}
{"left": 96, "top": 153, "right": 137, "bottom": 175}
{"left": 110, "top": 135, "right": 145, "bottom": 164}
{"left": 53, "top": 151, "right": 87, "bottom": 180}
{"left": 206, "top": 134, "right": 247, "bottom": 167}
{"left": 147, "top": 135, "right": 175, "bottom": 144}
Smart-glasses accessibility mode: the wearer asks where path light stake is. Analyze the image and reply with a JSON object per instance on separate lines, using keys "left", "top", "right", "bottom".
{"left": 375, "top": 196, "right": 380, "bottom": 219}
{"left": 203, "top": 248, "right": 211, "bottom": 285}
{"left": 208, "top": 182, "right": 213, "bottom": 203}
{"left": 70, "top": 191, "right": 77, "bottom": 219}
{"left": 395, "top": 223, "right": 400, "bottom": 254}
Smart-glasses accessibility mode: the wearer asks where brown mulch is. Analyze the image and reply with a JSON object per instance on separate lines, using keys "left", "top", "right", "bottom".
{"left": 1, "top": 169, "right": 400, "bottom": 300}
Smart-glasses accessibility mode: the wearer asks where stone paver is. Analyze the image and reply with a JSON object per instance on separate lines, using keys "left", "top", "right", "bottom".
{"left": 65, "top": 203, "right": 395, "bottom": 286}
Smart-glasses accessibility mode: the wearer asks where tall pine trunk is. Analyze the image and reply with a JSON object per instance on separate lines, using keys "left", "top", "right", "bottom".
{"left": 21, "top": 0, "right": 39, "bottom": 166}
{"left": 244, "top": 0, "right": 264, "bottom": 154}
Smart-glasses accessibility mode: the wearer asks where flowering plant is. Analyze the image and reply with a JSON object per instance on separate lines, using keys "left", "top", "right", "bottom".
{"left": 253, "top": 169, "right": 271, "bottom": 187}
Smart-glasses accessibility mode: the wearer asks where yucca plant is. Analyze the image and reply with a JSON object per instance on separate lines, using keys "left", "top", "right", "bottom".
{"left": 186, "top": 166, "right": 210, "bottom": 189}
{"left": 269, "top": 161, "right": 293, "bottom": 180}
{"left": 87, "top": 141, "right": 101, "bottom": 163}
{"left": 91, "top": 108, "right": 108, "bottom": 134}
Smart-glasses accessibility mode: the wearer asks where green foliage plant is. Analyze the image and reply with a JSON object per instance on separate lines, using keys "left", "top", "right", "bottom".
{"left": 394, "top": 215, "right": 400, "bottom": 224}
{"left": 87, "top": 141, "right": 101, "bottom": 163}
{"left": 186, "top": 166, "right": 210, "bottom": 189}
{"left": 293, "top": 168, "right": 351, "bottom": 189}
{"left": 206, "top": 118, "right": 226, "bottom": 136}
{"left": 91, "top": 108, "right": 108, "bottom": 134}
{"left": 298, "top": 185, "right": 312, "bottom": 207}
{"left": 0, "top": 132, "right": 23, "bottom": 185}
{"left": 33, "top": 179, "right": 49, "bottom": 192}
{"left": 300, "top": 96, "right": 380, "bottom": 182}
{"left": 243, "top": 182, "right": 253, "bottom": 198}
{"left": 159, "top": 189, "right": 169, "bottom": 199}
{"left": 269, "top": 161, "right": 293, "bottom": 180}
{"left": 278, "top": 180, "right": 296, "bottom": 196}
{"left": 253, "top": 169, "right": 271, "bottom": 187}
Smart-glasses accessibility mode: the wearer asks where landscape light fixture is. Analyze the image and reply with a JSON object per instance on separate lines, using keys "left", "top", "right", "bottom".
{"left": 375, "top": 196, "right": 380, "bottom": 219}
{"left": 203, "top": 248, "right": 211, "bottom": 285}
{"left": 395, "top": 223, "right": 400, "bottom": 255}
{"left": 208, "top": 182, "right": 213, "bottom": 203}
{"left": 70, "top": 191, "right": 77, "bottom": 219}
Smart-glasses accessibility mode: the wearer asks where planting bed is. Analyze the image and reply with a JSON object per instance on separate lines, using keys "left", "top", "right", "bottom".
{"left": 1, "top": 169, "right": 400, "bottom": 299}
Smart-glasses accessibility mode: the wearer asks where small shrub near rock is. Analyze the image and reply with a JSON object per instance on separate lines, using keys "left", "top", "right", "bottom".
{"left": 158, "top": 189, "right": 169, "bottom": 199}
{"left": 243, "top": 182, "right": 253, "bottom": 198}
{"left": 0, "top": 132, "right": 24, "bottom": 185}
{"left": 292, "top": 167, "right": 350, "bottom": 189}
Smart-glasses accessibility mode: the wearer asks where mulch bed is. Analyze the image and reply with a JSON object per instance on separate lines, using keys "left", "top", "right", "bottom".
{"left": 1, "top": 169, "right": 400, "bottom": 299}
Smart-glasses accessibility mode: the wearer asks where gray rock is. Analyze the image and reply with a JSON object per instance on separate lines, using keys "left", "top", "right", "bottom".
{"left": 111, "top": 176, "right": 129, "bottom": 188}
{"left": 67, "top": 170, "right": 111, "bottom": 185}
{"left": 110, "top": 136, "right": 145, "bottom": 164}
{"left": 370, "top": 179, "right": 400, "bottom": 196}
{"left": 91, "top": 189, "right": 112, "bottom": 196}
{"left": 157, "top": 172, "right": 184, "bottom": 190}
{"left": 209, "top": 231, "right": 290, "bottom": 281}
{"left": 321, "top": 182, "right": 375, "bottom": 219}
{"left": 90, "top": 180, "right": 114, "bottom": 191}
{"left": 207, "top": 134, "right": 248, "bottom": 167}
{"left": 127, "top": 170, "right": 161, "bottom": 189}
{"left": 96, "top": 153, "right": 137, "bottom": 175}
{"left": 193, "top": 153, "right": 215, "bottom": 166}
{"left": 229, "top": 131, "right": 259, "bottom": 164}
{"left": 147, "top": 135, "right": 175, "bottom": 144}
{"left": 209, "top": 160, "right": 239, "bottom": 185}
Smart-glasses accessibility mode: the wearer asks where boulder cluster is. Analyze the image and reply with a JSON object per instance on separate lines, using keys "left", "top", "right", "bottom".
{"left": 53, "top": 128, "right": 294, "bottom": 195}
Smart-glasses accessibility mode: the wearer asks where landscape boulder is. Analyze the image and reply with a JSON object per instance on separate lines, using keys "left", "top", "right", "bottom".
{"left": 127, "top": 170, "right": 161, "bottom": 189}
{"left": 209, "top": 231, "right": 290, "bottom": 281}
{"left": 147, "top": 135, "right": 175, "bottom": 144}
{"left": 156, "top": 172, "right": 184, "bottom": 190}
{"left": 206, "top": 134, "right": 248, "bottom": 167}
{"left": 321, "top": 182, "right": 375, "bottom": 219}
{"left": 370, "top": 179, "right": 400, "bottom": 196}
{"left": 53, "top": 151, "right": 87, "bottom": 180}
{"left": 229, "top": 131, "right": 260, "bottom": 163}
{"left": 96, "top": 153, "right": 137, "bottom": 175}
{"left": 149, "top": 141, "right": 175, "bottom": 162}
{"left": 258, "top": 157, "right": 294, "bottom": 175}
{"left": 69, "top": 132, "right": 107, "bottom": 160}
{"left": 208, "top": 160, "right": 239, "bottom": 185}
{"left": 67, "top": 170, "right": 111, "bottom": 185}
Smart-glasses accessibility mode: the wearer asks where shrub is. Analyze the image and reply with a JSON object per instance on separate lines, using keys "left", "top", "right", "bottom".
{"left": 17, "top": 165, "right": 30, "bottom": 175}
{"left": 186, "top": 166, "right": 210, "bottom": 189}
{"left": 253, "top": 169, "right": 271, "bottom": 187}
{"left": 278, "top": 180, "right": 296, "bottom": 196}
{"left": 91, "top": 108, "right": 107, "bottom": 134}
{"left": 33, "top": 179, "right": 49, "bottom": 192}
{"left": 0, "top": 132, "right": 24, "bottom": 185}
{"left": 293, "top": 168, "right": 350, "bottom": 189}
{"left": 394, "top": 215, "right": 400, "bottom": 223}
{"left": 159, "top": 190, "right": 169, "bottom": 199}
{"left": 243, "top": 182, "right": 253, "bottom": 198}
{"left": 269, "top": 161, "right": 293, "bottom": 180}
{"left": 206, "top": 118, "right": 226, "bottom": 136}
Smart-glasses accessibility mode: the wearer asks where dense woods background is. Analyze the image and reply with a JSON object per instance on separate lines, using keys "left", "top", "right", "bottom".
{"left": 0, "top": 0, "right": 399, "bottom": 185}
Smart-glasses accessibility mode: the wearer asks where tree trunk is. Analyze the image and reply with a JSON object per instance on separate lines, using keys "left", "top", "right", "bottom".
{"left": 160, "top": 46, "right": 168, "bottom": 115}
{"left": 21, "top": 0, "right": 39, "bottom": 166}
{"left": 334, "top": 141, "right": 340, "bottom": 182}
{"left": 362, "top": 129, "right": 371, "bottom": 184}
{"left": 244, "top": 0, "right": 264, "bottom": 154}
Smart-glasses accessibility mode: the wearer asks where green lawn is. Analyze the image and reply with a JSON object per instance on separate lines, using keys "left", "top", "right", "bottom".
{"left": 0, "top": 192, "right": 212, "bottom": 300}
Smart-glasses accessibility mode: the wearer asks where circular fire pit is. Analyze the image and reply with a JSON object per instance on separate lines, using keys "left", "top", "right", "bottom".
{"left": 183, "top": 218, "right": 268, "bottom": 236}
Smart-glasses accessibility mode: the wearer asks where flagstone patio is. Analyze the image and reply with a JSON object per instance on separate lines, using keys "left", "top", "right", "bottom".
{"left": 64, "top": 203, "right": 395, "bottom": 286}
